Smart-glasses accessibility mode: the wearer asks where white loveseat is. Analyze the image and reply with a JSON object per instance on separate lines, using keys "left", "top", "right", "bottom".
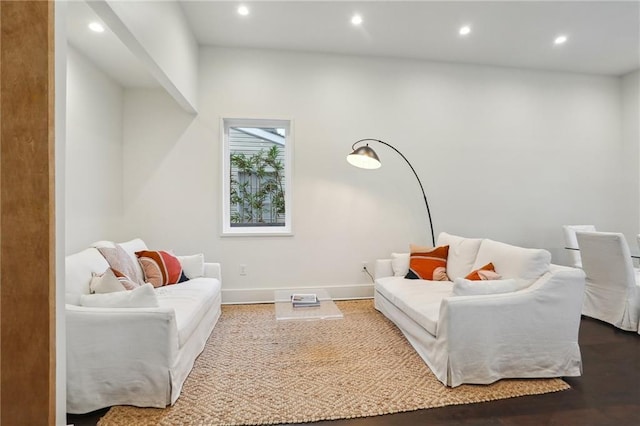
{"left": 65, "top": 238, "right": 222, "bottom": 414}
{"left": 374, "top": 232, "right": 585, "bottom": 387}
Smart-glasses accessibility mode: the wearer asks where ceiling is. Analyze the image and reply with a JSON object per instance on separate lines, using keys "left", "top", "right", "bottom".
{"left": 67, "top": 1, "right": 158, "bottom": 87}
{"left": 67, "top": 1, "right": 640, "bottom": 88}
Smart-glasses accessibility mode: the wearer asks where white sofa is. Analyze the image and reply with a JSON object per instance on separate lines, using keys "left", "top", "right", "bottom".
{"left": 65, "top": 238, "right": 222, "bottom": 414}
{"left": 374, "top": 232, "right": 585, "bottom": 387}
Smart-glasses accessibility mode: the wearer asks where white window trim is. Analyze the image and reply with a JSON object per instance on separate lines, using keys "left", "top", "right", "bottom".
{"left": 221, "top": 117, "right": 294, "bottom": 236}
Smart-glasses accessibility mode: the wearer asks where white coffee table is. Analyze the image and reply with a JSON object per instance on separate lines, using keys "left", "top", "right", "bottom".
{"left": 274, "top": 289, "right": 343, "bottom": 321}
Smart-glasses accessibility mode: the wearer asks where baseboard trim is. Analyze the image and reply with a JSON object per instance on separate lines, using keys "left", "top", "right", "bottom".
{"left": 222, "top": 284, "right": 374, "bottom": 305}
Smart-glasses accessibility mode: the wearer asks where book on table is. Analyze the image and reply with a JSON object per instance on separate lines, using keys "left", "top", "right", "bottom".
{"left": 291, "top": 293, "right": 320, "bottom": 307}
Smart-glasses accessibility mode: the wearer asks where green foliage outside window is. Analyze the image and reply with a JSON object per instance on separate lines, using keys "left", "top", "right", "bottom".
{"left": 230, "top": 145, "right": 285, "bottom": 225}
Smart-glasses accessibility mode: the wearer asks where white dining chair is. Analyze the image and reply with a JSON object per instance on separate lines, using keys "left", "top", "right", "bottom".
{"left": 576, "top": 231, "right": 640, "bottom": 332}
{"left": 562, "top": 225, "right": 596, "bottom": 268}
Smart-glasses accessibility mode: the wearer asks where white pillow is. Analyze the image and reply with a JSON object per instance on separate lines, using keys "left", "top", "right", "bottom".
{"left": 90, "top": 268, "right": 126, "bottom": 294}
{"left": 391, "top": 253, "right": 410, "bottom": 277}
{"left": 80, "top": 283, "right": 159, "bottom": 308}
{"left": 436, "top": 232, "right": 483, "bottom": 279}
{"left": 472, "top": 239, "right": 551, "bottom": 281}
{"left": 452, "top": 278, "right": 529, "bottom": 296}
{"left": 178, "top": 253, "right": 205, "bottom": 279}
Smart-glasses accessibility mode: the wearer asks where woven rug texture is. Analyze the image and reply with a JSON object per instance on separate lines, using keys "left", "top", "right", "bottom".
{"left": 98, "top": 299, "right": 569, "bottom": 425}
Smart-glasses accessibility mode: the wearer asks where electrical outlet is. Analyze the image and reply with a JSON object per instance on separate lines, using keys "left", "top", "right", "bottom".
{"left": 361, "top": 261, "right": 368, "bottom": 272}
{"left": 239, "top": 264, "right": 247, "bottom": 276}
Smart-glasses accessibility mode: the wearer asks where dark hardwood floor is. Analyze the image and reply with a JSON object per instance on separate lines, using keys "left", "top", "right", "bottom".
{"left": 68, "top": 316, "right": 640, "bottom": 426}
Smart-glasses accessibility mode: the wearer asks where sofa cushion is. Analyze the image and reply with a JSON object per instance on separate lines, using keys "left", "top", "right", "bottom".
{"left": 90, "top": 268, "right": 127, "bottom": 294}
{"left": 136, "top": 250, "right": 189, "bottom": 287}
{"left": 436, "top": 232, "right": 483, "bottom": 280}
{"left": 66, "top": 248, "right": 111, "bottom": 304}
{"left": 155, "top": 277, "right": 222, "bottom": 347}
{"left": 465, "top": 262, "right": 502, "bottom": 280}
{"left": 376, "top": 276, "right": 453, "bottom": 336}
{"left": 80, "top": 283, "right": 159, "bottom": 308}
{"left": 405, "top": 245, "right": 449, "bottom": 281}
{"left": 472, "top": 239, "right": 551, "bottom": 282}
{"left": 452, "top": 278, "right": 529, "bottom": 296}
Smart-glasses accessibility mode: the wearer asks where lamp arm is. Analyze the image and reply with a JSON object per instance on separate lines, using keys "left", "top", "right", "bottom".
{"left": 353, "top": 138, "right": 436, "bottom": 247}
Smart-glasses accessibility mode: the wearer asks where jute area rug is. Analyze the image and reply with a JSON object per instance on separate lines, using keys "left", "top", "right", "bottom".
{"left": 98, "top": 300, "right": 569, "bottom": 426}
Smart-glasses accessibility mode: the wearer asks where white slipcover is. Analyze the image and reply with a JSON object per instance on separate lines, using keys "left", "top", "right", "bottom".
{"left": 66, "top": 239, "right": 222, "bottom": 414}
{"left": 436, "top": 232, "right": 482, "bottom": 279}
{"left": 374, "top": 232, "right": 585, "bottom": 387}
{"left": 562, "top": 225, "right": 596, "bottom": 268}
{"left": 576, "top": 231, "right": 640, "bottom": 331}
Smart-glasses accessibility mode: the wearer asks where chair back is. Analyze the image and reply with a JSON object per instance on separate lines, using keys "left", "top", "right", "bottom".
{"left": 576, "top": 231, "right": 639, "bottom": 330}
{"left": 562, "top": 225, "right": 596, "bottom": 268}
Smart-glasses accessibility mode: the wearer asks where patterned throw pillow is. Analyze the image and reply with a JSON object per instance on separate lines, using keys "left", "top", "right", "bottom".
{"left": 405, "top": 244, "right": 450, "bottom": 281}
{"left": 136, "top": 250, "right": 189, "bottom": 288}
{"left": 97, "top": 245, "right": 145, "bottom": 289}
{"left": 465, "top": 262, "right": 502, "bottom": 281}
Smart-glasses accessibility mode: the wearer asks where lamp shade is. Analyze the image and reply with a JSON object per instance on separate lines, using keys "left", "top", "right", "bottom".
{"left": 346, "top": 145, "right": 381, "bottom": 169}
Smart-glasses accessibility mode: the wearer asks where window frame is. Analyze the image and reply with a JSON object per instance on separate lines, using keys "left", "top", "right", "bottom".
{"left": 221, "top": 117, "right": 293, "bottom": 236}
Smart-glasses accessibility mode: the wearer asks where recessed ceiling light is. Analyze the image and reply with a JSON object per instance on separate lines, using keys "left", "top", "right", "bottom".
{"left": 554, "top": 35, "right": 568, "bottom": 45}
{"left": 459, "top": 25, "right": 471, "bottom": 36}
{"left": 237, "top": 5, "right": 249, "bottom": 16}
{"left": 351, "top": 14, "right": 363, "bottom": 26}
{"left": 88, "top": 22, "right": 105, "bottom": 33}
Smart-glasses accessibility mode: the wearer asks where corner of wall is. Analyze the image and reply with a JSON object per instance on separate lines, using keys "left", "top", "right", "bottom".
{"left": 89, "top": 0, "right": 199, "bottom": 114}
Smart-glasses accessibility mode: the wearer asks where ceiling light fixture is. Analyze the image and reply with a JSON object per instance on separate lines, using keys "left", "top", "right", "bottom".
{"left": 351, "top": 14, "right": 363, "bottom": 26}
{"left": 554, "top": 35, "right": 568, "bottom": 45}
{"left": 88, "top": 22, "right": 105, "bottom": 33}
{"left": 237, "top": 5, "right": 249, "bottom": 16}
{"left": 459, "top": 25, "right": 471, "bottom": 36}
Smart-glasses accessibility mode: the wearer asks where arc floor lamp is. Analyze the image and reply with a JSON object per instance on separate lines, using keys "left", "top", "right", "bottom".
{"left": 347, "top": 138, "right": 436, "bottom": 247}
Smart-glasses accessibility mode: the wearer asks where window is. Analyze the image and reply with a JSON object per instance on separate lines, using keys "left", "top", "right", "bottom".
{"left": 222, "top": 118, "right": 293, "bottom": 235}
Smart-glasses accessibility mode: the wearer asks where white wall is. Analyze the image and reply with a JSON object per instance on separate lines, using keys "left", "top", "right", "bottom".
{"left": 122, "top": 47, "right": 637, "bottom": 301}
{"left": 622, "top": 70, "right": 640, "bottom": 232}
{"left": 65, "top": 46, "right": 124, "bottom": 254}
{"left": 99, "top": 0, "right": 199, "bottom": 112}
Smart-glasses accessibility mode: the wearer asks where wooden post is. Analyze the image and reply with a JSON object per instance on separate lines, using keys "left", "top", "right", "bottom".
{"left": 0, "top": 1, "right": 56, "bottom": 424}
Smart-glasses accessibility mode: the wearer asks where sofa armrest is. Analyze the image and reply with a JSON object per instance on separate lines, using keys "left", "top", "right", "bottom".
{"left": 375, "top": 259, "right": 393, "bottom": 279}
{"left": 440, "top": 268, "right": 584, "bottom": 341}
{"left": 437, "top": 268, "right": 585, "bottom": 386}
{"left": 203, "top": 262, "right": 221, "bottom": 280}
{"left": 66, "top": 304, "right": 179, "bottom": 361}
{"left": 66, "top": 304, "right": 180, "bottom": 412}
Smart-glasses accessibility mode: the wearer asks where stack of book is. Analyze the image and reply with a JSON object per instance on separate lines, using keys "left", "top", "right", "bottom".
{"left": 291, "top": 293, "right": 320, "bottom": 307}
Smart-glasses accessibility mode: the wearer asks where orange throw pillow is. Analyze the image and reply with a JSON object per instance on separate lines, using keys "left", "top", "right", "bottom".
{"left": 465, "top": 262, "right": 502, "bottom": 281}
{"left": 405, "top": 245, "right": 449, "bottom": 281}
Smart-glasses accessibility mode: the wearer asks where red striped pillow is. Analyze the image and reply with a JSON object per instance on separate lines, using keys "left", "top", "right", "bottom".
{"left": 135, "top": 250, "right": 188, "bottom": 288}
